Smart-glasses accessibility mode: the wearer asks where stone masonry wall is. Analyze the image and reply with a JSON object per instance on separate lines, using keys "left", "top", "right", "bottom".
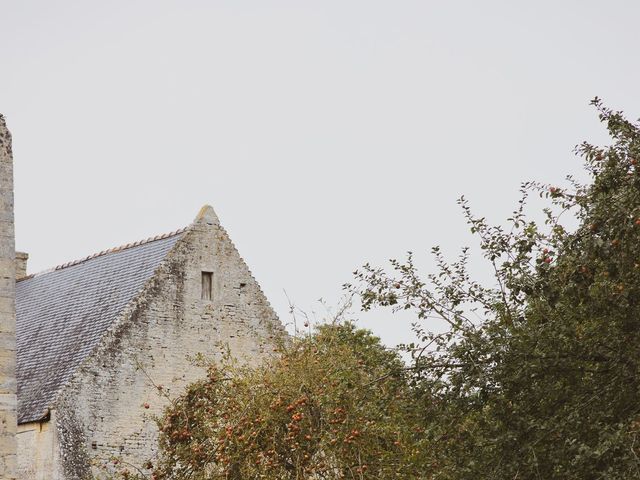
{"left": 16, "top": 415, "right": 59, "bottom": 480}
{"left": 0, "top": 115, "right": 17, "bottom": 480}
{"left": 51, "top": 207, "right": 283, "bottom": 479}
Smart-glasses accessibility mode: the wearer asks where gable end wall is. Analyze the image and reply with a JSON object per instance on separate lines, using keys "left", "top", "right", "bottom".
{"left": 18, "top": 218, "right": 282, "bottom": 479}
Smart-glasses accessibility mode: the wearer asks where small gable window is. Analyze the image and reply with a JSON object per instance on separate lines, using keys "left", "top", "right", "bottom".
{"left": 201, "top": 271, "right": 213, "bottom": 300}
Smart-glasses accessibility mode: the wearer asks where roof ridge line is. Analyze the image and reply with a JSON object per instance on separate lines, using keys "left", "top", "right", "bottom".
{"left": 20, "top": 226, "right": 189, "bottom": 281}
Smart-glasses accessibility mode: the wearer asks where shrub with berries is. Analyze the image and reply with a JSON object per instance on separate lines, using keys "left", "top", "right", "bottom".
{"left": 144, "top": 323, "right": 425, "bottom": 479}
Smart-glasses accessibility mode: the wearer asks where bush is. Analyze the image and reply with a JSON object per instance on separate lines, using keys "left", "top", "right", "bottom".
{"left": 149, "top": 323, "right": 424, "bottom": 479}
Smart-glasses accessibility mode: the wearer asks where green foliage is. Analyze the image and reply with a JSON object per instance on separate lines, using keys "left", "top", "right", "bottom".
{"left": 146, "top": 323, "right": 424, "bottom": 479}
{"left": 128, "top": 99, "right": 640, "bottom": 479}
{"left": 352, "top": 98, "right": 640, "bottom": 479}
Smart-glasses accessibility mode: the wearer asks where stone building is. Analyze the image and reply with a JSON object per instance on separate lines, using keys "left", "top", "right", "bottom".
{"left": 0, "top": 116, "right": 283, "bottom": 479}
{"left": 0, "top": 115, "right": 17, "bottom": 480}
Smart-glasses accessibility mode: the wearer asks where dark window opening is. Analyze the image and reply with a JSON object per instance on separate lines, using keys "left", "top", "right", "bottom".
{"left": 202, "top": 271, "right": 213, "bottom": 300}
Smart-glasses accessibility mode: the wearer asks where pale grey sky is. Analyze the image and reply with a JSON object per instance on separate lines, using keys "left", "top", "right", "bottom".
{"left": 2, "top": 1, "right": 639, "bottom": 347}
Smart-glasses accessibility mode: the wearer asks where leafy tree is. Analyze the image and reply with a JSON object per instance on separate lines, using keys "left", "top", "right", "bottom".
{"left": 351, "top": 99, "right": 640, "bottom": 479}
{"left": 145, "top": 322, "right": 423, "bottom": 479}
{"left": 124, "top": 99, "right": 640, "bottom": 480}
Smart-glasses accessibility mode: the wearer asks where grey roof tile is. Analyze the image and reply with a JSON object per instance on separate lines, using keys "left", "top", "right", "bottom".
{"left": 16, "top": 230, "right": 186, "bottom": 424}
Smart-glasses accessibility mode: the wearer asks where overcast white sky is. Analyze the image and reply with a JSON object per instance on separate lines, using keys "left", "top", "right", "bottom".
{"left": 2, "top": 1, "right": 640, "bottom": 347}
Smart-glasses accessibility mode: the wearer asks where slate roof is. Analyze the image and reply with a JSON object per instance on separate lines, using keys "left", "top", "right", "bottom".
{"left": 16, "top": 229, "right": 186, "bottom": 424}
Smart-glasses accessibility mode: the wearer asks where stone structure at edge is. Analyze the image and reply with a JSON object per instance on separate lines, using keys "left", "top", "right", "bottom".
{"left": 0, "top": 115, "right": 285, "bottom": 479}
{"left": 0, "top": 115, "right": 17, "bottom": 480}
